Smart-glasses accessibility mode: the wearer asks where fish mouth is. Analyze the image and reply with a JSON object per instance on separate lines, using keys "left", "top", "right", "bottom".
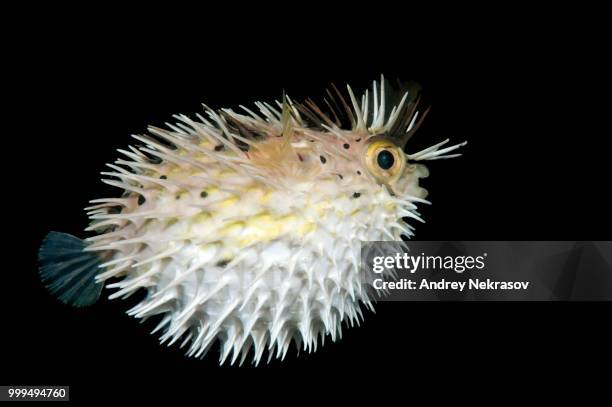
{"left": 387, "top": 162, "right": 430, "bottom": 199}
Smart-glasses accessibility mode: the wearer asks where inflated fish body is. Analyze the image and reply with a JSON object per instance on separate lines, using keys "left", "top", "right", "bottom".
{"left": 39, "top": 76, "right": 465, "bottom": 364}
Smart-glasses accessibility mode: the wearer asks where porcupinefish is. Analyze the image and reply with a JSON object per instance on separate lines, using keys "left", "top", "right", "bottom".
{"left": 38, "top": 76, "right": 465, "bottom": 365}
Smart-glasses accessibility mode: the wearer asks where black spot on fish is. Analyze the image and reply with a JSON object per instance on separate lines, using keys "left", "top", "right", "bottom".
{"left": 352, "top": 192, "right": 361, "bottom": 198}
{"left": 357, "top": 170, "right": 362, "bottom": 175}
{"left": 320, "top": 155, "right": 326, "bottom": 164}
{"left": 200, "top": 191, "right": 208, "bottom": 198}
{"left": 343, "top": 143, "right": 350, "bottom": 149}
{"left": 216, "top": 259, "right": 230, "bottom": 267}
{"left": 338, "top": 174, "right": 343, "bottom": 179}
{"left": 356, "top": 138, "right": 361, "bottom": 142}
{"left": 175, "top": 194, "right": 181, "bottom": 200}
{"left": 160, "top": 175, "right": 167, "bottom": 179}
{"left": 138, "top": 195, "right": 146, "bottom": 205}
{"left": 214, "top": 145, "right": 224, "bottom": 151}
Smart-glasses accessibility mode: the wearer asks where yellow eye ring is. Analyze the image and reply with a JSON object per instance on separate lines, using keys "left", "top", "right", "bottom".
{"left": 363, "top": 138, "right": 405, "bottom": 182}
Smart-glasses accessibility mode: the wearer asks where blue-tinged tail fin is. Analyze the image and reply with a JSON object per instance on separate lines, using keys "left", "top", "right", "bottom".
{"left": 38, "top": 231, "right": 103, "bottom": 307}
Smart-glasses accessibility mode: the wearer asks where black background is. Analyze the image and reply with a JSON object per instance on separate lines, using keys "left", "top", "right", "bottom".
{"left": 4, "top": 4, "right": 609, "bottom": 403}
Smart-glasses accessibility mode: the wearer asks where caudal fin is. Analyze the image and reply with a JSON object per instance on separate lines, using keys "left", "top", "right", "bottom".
{"left": 38, "top": 231, "right": 103, "bottom": 307}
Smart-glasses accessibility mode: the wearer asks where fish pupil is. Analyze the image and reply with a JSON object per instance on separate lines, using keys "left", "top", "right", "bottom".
{"left": 377, "top": 150, "right": 395, "bottom": 170}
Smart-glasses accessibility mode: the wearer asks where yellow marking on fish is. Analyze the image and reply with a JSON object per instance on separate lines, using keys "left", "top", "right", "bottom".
{"left": 199, "top": 241, "right": 221, "bottom": 251}
{"left": 314, "top": 201, "right": 330, "bottom": 217}
{"left": 228, "top": 212, "right": 304, "bottom": 247}
{"left": 220, "top": 196, "right": 239, "bottom": 207}
{"left": 217, "top": 170, "right": 235, "bottom": 179}
{"left": 260, "top": 190, "right": 273, "bottom": 204}
{"left": 221, "top": 222, "right": 245, "bottom": 236}
{"left": 193, "top": 212, "right": 211, "bottom": 223}
{"left": 297, "top": 222, "right": 315, "bottom": 236}
{"left": 384, "top": 202, "right": 396, "bottom": 211}
{"left": 206, "top": 186, "right": 219, "bottom": 195}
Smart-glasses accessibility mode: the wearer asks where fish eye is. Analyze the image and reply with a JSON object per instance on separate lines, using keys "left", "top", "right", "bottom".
{"left": 364, "top": 138, "right": 404, "bottom": 181}
{"left": 377, "top": 150, "right": 395, "bottom": 170}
